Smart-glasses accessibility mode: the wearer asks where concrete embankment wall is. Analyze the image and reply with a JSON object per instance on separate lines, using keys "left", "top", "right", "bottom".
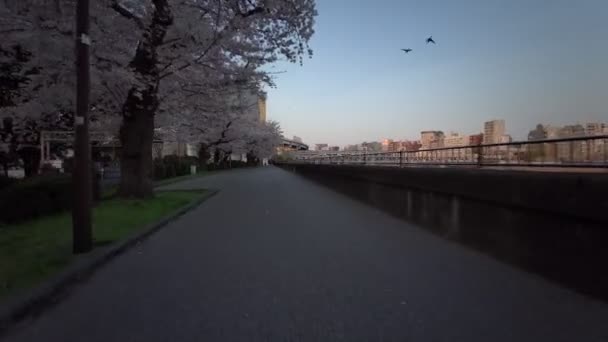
{"left": 279, "top": 163, "right": 608, "bottom": 301}
{"left": 282, "top": 164, "right": 608, "bottom": 223}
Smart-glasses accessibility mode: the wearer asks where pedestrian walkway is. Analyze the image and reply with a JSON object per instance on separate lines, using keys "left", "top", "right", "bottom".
{"left": 5, "top": 167, "right": 608, "bottom": 341}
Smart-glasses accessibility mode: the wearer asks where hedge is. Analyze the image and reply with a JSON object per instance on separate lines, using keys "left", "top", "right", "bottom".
{"left": 153, "top": 155, "right": 199, "bottom": 180}
{"left": 0, "top": 173, "right": 100, "bottom": 224}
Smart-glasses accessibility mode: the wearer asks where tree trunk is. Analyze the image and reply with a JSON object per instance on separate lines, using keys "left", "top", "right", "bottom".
{"left": 118, "top": 89, "right": 155, "bottom": 198}
{"left": 117, "top": 0, "right": 172, "bottom": 198}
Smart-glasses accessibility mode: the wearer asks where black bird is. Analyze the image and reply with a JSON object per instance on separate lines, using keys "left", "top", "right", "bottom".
{"left": 401, "top": 48, "right": 412, "bottom": 54}
{"left": 426, "top": 36, "right": 436, "bottom": 44}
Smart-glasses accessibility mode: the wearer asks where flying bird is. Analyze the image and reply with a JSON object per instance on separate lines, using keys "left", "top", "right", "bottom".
{"left": 426, "top": 36, "right": 436, "bottom": 44}
{"left": 401, "top": 48, "right": 412, "bottom": 54}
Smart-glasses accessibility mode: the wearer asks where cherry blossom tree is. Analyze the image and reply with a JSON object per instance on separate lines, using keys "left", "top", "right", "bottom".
{"left": 114, "top": 0, "right": 316, "bottom": 197}
{"left": 1, "top": 0, "right": 316, "bottom": 193}
{"left": 0, "top": 0, "right": 143, "bottom": 174}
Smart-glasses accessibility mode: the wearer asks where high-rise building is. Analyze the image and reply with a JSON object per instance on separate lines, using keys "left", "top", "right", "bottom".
{"left": 483, "top": 120, "right": 506, "bottom": 144}
{"left": 231, "top": 88, "right": 267, "bottom": 123}
{"left": 443, "top": 132, "right": 467, "bottom": 148}
{"left": 420, "top": 131, "right": 444, "bottom": 149}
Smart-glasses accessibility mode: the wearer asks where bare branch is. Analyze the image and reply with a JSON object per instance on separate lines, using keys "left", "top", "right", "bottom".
{"left": 110, "top": 1, "right": 145, "bottom": 29}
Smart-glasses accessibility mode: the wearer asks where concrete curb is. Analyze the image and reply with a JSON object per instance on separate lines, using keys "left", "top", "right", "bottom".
{"left": 0, "top": 189, "right": 218, "bottom": 336}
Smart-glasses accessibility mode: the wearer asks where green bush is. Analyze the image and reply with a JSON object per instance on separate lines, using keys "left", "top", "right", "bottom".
{"left": 0, "top": 172, "right": 101, "bottom": 224}
{"left": 153, "top": 155, "right": 199, "bottom": 180}
{"left": 0, "top": 175, "right": 73, "bottom": 224}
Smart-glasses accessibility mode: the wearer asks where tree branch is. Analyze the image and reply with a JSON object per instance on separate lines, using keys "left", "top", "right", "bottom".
{"left": 110, "top": 1, "right": 145, "bottom": 29}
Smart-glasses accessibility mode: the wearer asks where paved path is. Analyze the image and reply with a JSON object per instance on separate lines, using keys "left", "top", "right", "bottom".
{"left": 5, "top": 167, "right": 608, "bottom": 341}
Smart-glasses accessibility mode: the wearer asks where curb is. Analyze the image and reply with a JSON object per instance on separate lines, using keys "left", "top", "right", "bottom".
{"left": 0, "top": 189, "right": 218, "bottom": 336}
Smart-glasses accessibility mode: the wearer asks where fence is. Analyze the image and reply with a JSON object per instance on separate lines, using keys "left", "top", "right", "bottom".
{"left": 294, "top": 135, "right": 608, "bottom": 168}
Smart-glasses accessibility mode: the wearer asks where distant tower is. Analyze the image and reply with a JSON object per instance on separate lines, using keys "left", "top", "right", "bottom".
{"left": 483, "top": 119, "right": 506, "bottom": 144}
{"left": 258, "top": 93, "right": 267, "bottom": 122}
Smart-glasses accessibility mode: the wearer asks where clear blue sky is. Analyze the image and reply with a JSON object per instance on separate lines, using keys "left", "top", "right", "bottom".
{"left": 266, "top": 0, "right": 608, "bottom": 147}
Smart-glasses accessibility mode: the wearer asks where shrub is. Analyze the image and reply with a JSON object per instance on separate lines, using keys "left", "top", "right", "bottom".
{"left": 0, "top": 173, "right": 101, "bottom": 224}
{"left": 62, "top": 157, "right": 74, "bottom": 173}
{"left": 0, "top": 175, "right": 72, "bottom": 224}
{"left": 153, "top": 160, "right": 167, "bottom": 180}
{"left": 153, "top": 155, "right": 198, "bottom": 180}
{"left": 40, "top": 163, "right": 60, "bottom": 175}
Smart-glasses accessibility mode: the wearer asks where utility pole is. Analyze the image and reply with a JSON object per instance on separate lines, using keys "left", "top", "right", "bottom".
{"left": 73, "top": 0, "right": 92, "bottom": 254}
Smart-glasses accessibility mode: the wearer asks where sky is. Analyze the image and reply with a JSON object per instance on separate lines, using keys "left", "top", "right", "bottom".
{"left": 265, "top": 0, "right": 608, "bottom": 147}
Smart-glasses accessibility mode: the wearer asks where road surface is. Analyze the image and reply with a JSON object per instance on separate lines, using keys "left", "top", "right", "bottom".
{"left": 5, "top": 167, "right": 608, "bottom": 341}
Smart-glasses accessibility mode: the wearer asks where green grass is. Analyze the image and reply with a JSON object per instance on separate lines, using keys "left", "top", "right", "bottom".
{"left": 0, "top": 190, "right": 205, "bottom": 301}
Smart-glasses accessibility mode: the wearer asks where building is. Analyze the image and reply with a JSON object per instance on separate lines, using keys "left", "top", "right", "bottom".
{"left": 468, "top": 133, "right": 483, "bottom": 146}
{"left": 528, "top": 124, "right": 562, "bottom": 141}
{"left": 233, "top": 88, "right": 267, "bottom": 123}
{"left": 381, "top": 139, "right": 394, "bottom": 152}
{"left": 483, "top": 120, "right": 506, "bottom": 144}
{"left": 328, "top": 146, "right": 340, "bottom": 152}
{"left": 160, "top": 142, "right": 197, "bottom": 158}
{"left": 361, "top": 141, "right": 382, "bottom": 152}
{"left": 586, "top": 122, "right": 607, "bottom": 136}
{"left": 315, "top": 144, "right": 328, "bottom": 151}
{"left": 528, "top": 124, "right": 546, "bottom": 141}
{"left": 400, "top": 140, "right": 422, "bottom": 152}
{"left": 443, "top": 132, "right": 467, "bottom": 148}
{"left": 420, "top": 131, "right": 444, "bottom": 150}
{"left": 257, "top": 95, "right": 267, "bottom": 122}
{"left": 559, "top": 124, "right": 585, "bottom": 138}
{"left": 500, "top": 135, "right": 512, "bottom": 144}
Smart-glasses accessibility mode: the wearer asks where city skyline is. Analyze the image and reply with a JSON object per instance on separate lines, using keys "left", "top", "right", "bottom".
{"left": 266, "top": 0, "right": 608, "bottom": 147}
{"left": 300, "top": 118, "right": 608, "bottom": 150}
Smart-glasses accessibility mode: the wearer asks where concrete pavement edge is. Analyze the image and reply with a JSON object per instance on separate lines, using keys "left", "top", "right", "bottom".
{"left": 0, "top": 189, "right": 219, "bottom": 336}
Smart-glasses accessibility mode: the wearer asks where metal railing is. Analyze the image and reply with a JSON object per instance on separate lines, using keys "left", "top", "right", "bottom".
{"left": 294, "top": 135, "right": 608, "bottom": 168}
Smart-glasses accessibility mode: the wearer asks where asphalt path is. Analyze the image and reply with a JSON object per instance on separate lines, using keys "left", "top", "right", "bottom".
{"left": 5, "top": 166, "right": 608, "bottom": 341}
